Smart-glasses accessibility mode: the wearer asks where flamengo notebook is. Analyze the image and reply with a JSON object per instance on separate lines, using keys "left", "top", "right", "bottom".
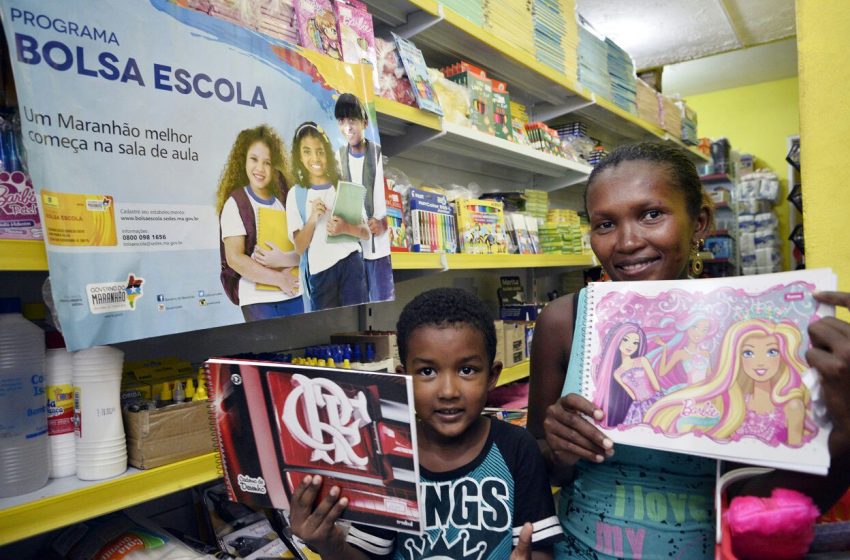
{"left": 207, "top": 358, "right": 421, "bottom": 533}
{"left": 256, "top": 206, "right": 294, "bottom": 291}
{"left": 577, "top": 268, "right": 837, "bottom": 475}
{"left": 328, "top": 181, "right": 366, "bottom": 243}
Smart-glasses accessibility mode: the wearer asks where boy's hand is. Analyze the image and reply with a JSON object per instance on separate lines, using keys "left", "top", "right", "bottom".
{"left": 289, "top": 475, "right": 349, "bottom": 555}
{"left": 509, "top": 522, "right": 533, "bottom": 560}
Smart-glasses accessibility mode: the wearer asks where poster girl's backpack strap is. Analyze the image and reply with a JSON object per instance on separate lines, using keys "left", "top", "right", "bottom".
{"left": 294, "top": 185, "right": 312, "bottom": 312}
{"left": 219, "top": 187, "right": 257, "bottom": 306}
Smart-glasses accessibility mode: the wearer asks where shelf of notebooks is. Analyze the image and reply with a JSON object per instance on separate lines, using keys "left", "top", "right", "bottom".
{"left": 376, "top": 100, "right": 592, "bottom": 190}
{"left": 495, "top": 360, "right": 530, "bottom": 388}
{"left": 0, "top": 452, "right": 219, "bottom": 545}
{"left": 390, "top": 252, "right": 594, "bottom": 270}
{"left": 0, "top": 240, "right": 48, "bottom": 271}
{"left": 363, "top": 0, "right": 709, "bottom": 165}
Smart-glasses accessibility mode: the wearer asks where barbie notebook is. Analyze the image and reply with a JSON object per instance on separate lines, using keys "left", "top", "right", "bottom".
{"left": 580, "top": 268, "right": 837, "bottom": 475}
{"left": 207, "top": 358, "right": 421, "bottom": 533}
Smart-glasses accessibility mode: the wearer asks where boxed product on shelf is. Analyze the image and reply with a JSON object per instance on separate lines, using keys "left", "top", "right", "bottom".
{"left": 123, "top": 400, "right": 215, "bottom": 469}
{"left": 455, "top": 197, "right": 508, "bottom": 255}
{"left": 677, "top": 100, "right": 698, "bottom": 145}
{"left": 502, "top": 321, "right": 527, "bottom": 368}
{"left": 659, "top": 93, "right": 681, "bottom": 138}
{"left": 385, "top": 183, "right": 408, "bottom": 252}
{"left": 635, "top": 78, "right": 662, "bottom": 128}
{"left": 494, "top": 319, "right": 505, "bottom": 366}
{"left": 407, "top": 187, "right": 457, "bottom": 253}
{"left": 505, "top": 212, "right": 535, "bottom": 254}
{"left": 443, "top": 61, "right": 495, "bottom": 135}
{"left": 490, "top": 79, "right": 513, "bottom": 140}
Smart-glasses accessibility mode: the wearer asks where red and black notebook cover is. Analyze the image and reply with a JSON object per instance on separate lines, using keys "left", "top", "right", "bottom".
{"left": 206, "top": 358, "right": 421, "bottom": 534}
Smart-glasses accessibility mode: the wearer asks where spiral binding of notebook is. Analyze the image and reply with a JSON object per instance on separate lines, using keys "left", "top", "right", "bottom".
{"left": 580, "top": 285, "right": 596, "bottom": 399}
{"left": 203, "top": 363, "right": 228, "bottom": 484}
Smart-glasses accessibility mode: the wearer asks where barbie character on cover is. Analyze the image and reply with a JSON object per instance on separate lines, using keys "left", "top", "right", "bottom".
{"left": 646, "top": 318, "right": 817, "bottom": 447}
{"left": 595, "top": 322, "right": 663, "bottom": 427}
{"left": 647, "top": 312, "right": 716, "bottom": 390}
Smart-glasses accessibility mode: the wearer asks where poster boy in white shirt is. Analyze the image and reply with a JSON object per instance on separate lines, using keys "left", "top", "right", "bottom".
{"left": 335, "top": 93, "right": 394, "bottom": 303}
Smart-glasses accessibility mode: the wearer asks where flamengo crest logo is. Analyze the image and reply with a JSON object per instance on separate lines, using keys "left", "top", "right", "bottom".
{"left": 283, "top": 374, "right": 372, "bottom": 467}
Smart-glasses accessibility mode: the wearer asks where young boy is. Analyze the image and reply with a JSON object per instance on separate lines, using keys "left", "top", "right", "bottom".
{"left": 334, "top": 93, "right": 394, "bottom": 303}
{"left": 289, "top": 287, "right": 562, "bottom": 559}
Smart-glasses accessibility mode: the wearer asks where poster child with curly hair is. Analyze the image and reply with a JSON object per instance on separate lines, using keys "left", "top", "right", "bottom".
{"left": 286, "top": 122, "right": 369, "bottom": 311}
{"left": 217, "top": 125, "right": 302, "bottom": 321}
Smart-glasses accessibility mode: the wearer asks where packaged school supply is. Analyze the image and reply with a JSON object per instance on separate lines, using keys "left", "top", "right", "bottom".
{"left": 455, "top": 198, "right": 507, "bottom": 255}
{"left": 505, "top": 213, "right": 535, "bottom": 255}
{"left": 490, "top": 79, "right": 513, "bottom": 140}
{"left": 333, "top": 0, "right": 379, "bottom": 90}
{"left": 206, "top": 358, "right": 421, "bottom": 533}
{"left": 443, "top": 61, "right": 494, "bottom": 135}
{"left": 328, "top": 180, "right": 366, "bottom": 243}
{"left": 391, "top": 33, "right": 443, "bottom": 115}
{"left": 407, "top": 188, "right": 456, "bottom": 253}
{"left": 293, "top": 0, "right": 342, "bottom": 60}
{"left": 385, "top": 183, "right": 409, "bottom": 252}
{"left": 574, "top": 268, "right": 836, "bottom": 475}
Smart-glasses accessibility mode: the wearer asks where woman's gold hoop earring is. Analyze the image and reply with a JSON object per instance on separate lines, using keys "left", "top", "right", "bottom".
{"left": 689, "top": 239, "right": 704, "bottom": 277}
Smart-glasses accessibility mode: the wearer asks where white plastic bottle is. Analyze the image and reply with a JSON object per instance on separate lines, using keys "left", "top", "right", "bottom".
{"left": 0, "top": 297, "right": 48, "bottom": 497}
{"left": 45, "top": 332, "right": 75, "bottom": 478}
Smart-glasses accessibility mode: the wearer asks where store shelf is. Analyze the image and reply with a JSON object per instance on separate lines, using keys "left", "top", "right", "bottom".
{"left": 365, "top": 0, "right": 588, "bottom": 106}
{"left": 0, "top": 453, "right": 220, "bottom": 545}
{"left": 390, "top": 252, "right": 593, "bottom": 270}
{"left": 375, "top": 96, "right": 442, "bottom": 133}
{"left": 364, "top": 0, "right": 710, "bottom": 165}
{"left": 0, "top": 240, "right": 48, "bottom": 271}
{"left": 496, "top": 361, "right": 529, "bottom": 387}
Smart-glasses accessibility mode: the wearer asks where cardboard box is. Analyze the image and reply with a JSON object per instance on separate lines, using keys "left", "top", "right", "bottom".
{"left": 494, "top": 320, "right": 505, "bottom": 365}
{"left": 123, "top": 400, "right": 214, "bottom": 469}
{"left": 503, "top": 321, "right": 527, "bottom": 368}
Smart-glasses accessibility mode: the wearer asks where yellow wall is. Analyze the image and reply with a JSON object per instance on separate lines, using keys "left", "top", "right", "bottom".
{"left": 685, "top": 77, "right": 800, "bottom": 270}
{"left": 797, "top": 1, "right": 850, "bottom": 310}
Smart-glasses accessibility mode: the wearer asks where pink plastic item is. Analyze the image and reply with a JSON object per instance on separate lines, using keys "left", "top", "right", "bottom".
{"left": 725, "top": 488, "right": 820, "bottom": 560}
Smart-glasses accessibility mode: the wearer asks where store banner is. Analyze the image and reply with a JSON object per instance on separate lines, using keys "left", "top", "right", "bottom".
{"left": 0, "top": 0, "right": 393, "bottom": 350}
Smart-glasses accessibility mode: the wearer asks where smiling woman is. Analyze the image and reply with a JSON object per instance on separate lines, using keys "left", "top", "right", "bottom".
{"left": 528, "top": 142, "right": 850, "bottom": 560}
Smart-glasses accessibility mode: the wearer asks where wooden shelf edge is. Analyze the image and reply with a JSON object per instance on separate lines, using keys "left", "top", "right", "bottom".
{"left": 0, "top": 453, "right": 220, "bottom": 545}
{"left": 0, "top": 239, "right": 48, "bottom": 271}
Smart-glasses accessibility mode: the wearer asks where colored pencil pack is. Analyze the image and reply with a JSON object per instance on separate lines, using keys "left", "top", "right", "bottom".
{"left": 455, "top": 198, "right": 508, "bottom": 255}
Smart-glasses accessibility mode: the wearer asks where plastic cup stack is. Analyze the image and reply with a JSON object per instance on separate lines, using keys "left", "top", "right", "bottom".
{"left": 45, "top": 347, "right": 76, "bottom": 478}
{"left": 73, "top": 346, "right": 127, "bottom": 481}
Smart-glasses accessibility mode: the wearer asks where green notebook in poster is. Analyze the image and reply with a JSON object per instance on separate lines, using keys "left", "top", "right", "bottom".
{"left": 328, "top": 181, "right": 366, "bottom": 243}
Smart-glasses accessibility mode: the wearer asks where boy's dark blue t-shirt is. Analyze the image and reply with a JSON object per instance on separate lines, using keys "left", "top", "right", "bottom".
{"left": 347, "top": 418, "right": 563, "bottom": 559}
